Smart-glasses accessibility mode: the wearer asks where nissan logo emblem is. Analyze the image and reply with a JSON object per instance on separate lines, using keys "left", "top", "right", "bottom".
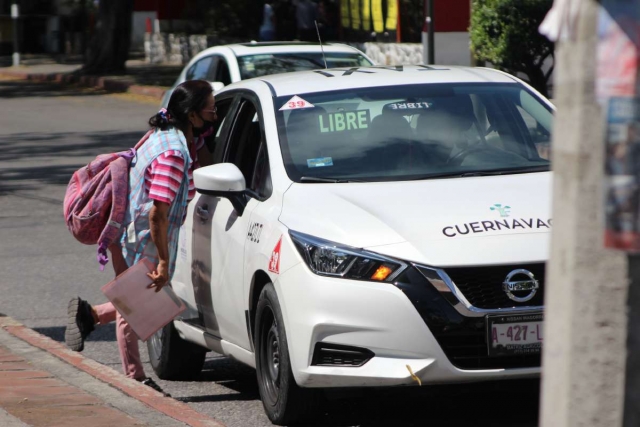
{"left": 502, "top": 269, "right": 539, "bottom": 303}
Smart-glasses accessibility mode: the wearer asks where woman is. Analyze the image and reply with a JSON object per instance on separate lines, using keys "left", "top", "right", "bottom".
{"left": 64, "top": 80, "right": 217, "bottom": 395}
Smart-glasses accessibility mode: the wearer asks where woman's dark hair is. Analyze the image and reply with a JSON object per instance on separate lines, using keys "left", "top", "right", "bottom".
{"left": 149, "top": 80, "right": 213, "bottom": 131}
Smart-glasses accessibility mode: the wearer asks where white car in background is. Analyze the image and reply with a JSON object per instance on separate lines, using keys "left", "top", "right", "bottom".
{"left": 148, "top": 65, "right": 554, "bottom": 425}
{"left": 160, "top": 41, "right": 374, "bottom": 106}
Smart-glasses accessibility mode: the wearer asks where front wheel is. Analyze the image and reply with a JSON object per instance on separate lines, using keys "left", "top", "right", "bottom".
{"left": 255, "top": 283, "right": 321, "bottom": 425}
{"left": 147, "top": 321, "right": 207, "bottom": 380}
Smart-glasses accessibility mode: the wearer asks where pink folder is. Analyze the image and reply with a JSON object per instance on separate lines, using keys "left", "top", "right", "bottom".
{"left": 101, "top": 258, "right": 186, "bottom": 341}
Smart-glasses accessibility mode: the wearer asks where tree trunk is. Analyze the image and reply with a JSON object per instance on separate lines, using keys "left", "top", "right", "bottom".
{"left": 525, "top": 64, "right": 549, "bottom": 98}
{"left": 82, "top": 0, "right": 134, "bottom": 75}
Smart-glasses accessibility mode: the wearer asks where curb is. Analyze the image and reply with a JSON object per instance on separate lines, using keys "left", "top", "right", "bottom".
{"left": 0, "top": 316, "right": 225, "bottom": 427}
{"left": 0, "top": 69, "right": 166, "bottom": 100}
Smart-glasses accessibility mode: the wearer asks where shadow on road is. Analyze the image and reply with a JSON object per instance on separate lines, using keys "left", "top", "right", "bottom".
{"left": 0, "top": 130, "right": 141, "bottom": 162}
{"left": 0, "top": 130, "right": 142, "bottom": 196}
{"left": 0, "top": 80, "right": 111, "bottom": 99}
{"left": 32, "top": 324, "right": 116, "bottom": 344}
{"left": 310, "top": 379, "right": 540, "bottom": 427}
{"left": 177, "top": 393, "right": 258, "bottom": 403}
{"left": 117, "top": 64, "right": 182, "bottom": 88}
{"left": 184, "top": 355, "right": 539, "bottom": 427}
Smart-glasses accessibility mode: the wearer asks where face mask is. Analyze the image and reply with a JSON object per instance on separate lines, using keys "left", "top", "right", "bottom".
{"left": 192, "top": 114, "right": 215, "bottom": 137}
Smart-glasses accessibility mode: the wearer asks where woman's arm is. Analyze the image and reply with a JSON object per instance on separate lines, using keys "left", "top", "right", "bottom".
{"left": 147, "top": 200, "right": 171, "bottom": 292}
{"left": 197, "top": 145, "right": 213, "bottom": 167}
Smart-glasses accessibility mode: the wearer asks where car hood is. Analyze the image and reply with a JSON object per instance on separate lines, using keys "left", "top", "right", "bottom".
{"left": 279, "top": 173, "right": 552, "bottom": 267}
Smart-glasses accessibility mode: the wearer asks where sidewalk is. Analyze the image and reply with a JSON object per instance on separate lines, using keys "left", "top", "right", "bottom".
{"left": 0, "top": 55, "right": 181, "bottom": 101}
{"left": 0, "top": 315, "right": 224, "bottom": 427}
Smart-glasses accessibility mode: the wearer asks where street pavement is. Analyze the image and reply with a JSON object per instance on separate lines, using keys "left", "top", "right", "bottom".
{"left": 0, "top": 78, "right": 541, "bottom": 427}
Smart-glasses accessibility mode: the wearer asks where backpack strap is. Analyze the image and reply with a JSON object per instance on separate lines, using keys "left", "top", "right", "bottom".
{"left": 95, "top": 129, "right": 154, "bottom": 270}
{"left": 134, "top": 129, "right": 155, "bottom": 151}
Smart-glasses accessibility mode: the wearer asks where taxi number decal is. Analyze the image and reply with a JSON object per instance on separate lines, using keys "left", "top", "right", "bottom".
{"left": 269, "top": 236, "right": 282, "bottom": 274}
{"left": 279, "top": 95, "right": 315, "bottom": 111}
{"left": 388, "top": 102, "right": 431, "bottom": 110}
{"left": 247, "top": 222, "right": 263, "bottom": 243}
{"left": 319, "top": 110, "right": 370, "bottom": 133}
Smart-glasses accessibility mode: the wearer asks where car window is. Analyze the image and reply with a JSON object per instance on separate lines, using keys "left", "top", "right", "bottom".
{"left": 186, "top": 57, "right": 213, "bottom": 81}
{"left": 275, "top": 83, "right": 553, "bottom": 182}
{"left": 237, "top": 52, "right": 372, "bottom": 79}
{"left": 203, "top": 98, "right": 234, "bottom": 155}
{"left": 516, "top": 93, "right": 552, "bottom": 160}
{"left": 225, "top": 99, "right": 271, "bottom": 198}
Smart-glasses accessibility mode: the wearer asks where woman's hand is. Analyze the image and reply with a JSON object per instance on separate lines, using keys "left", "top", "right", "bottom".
{"left": 147, "top": 260, "right": 169, "bottom": 292}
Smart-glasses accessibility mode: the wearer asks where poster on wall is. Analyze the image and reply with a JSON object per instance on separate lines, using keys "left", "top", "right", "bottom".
{"left": 598, "top": 1, "right": 640, "bottom": 250}
{"left": 603, "top": 98, "right": 640, "bottom": 250}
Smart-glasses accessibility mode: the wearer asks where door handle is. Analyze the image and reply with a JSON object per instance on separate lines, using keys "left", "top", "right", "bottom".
{"left": 196, "top": 205, "right": 210, "bottom": 222}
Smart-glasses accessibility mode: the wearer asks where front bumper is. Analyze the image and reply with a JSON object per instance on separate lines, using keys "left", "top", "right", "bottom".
{"left": 275, "top": 262, "right": 540, "bottom": 388}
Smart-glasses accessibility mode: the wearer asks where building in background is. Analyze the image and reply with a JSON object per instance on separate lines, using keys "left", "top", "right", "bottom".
{"left": 0, "top": 0, "right": 189, "bottom": 57}
{"left": 0, "top": 0, "right": 55, "bottom": 55}
{"left": 339, "top": 0, "right": 471, "bottom": 65}
{"left": 0, "top": 0, "right": 472, "bottom": 65}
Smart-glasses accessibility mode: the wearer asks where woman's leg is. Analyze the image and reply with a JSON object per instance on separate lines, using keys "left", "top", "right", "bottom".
{"left": 116, "top": 311, "right": 146, "bottom": 380}
{"left": 108, "top": 243, "right": 145, "bottom": 379}
{"left": 93, "top": 302, "right": 116, "bottom": 324}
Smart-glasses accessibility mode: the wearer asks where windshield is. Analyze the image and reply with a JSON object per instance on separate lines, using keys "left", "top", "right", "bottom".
{"left": 238, "top": 52, "right": 372, "bottom": 79}
{"left": 275, "top": 83, "right": 553, "bottom": 182}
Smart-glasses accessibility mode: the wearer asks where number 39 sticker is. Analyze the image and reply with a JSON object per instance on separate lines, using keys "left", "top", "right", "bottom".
{"left": 279, "top": 96, "right": 315, "bottom": 111}
{"left": 268, "top": 236, "right": 282, "bottom": 274}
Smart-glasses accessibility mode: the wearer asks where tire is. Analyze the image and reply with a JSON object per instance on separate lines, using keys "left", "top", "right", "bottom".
{"left": 255, "top": 283, "right": 322, "bottom": 425}
{"left": 147, "top": 321, "right": 207, "bottom": 380}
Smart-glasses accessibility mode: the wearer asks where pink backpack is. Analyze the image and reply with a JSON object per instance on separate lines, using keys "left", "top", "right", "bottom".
{"left": 63, "top": 130, "right": 153, "bottom": 270}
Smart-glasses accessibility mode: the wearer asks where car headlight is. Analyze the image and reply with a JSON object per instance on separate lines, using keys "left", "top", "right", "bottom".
{"left": 289, "top": 231, "right": 407, "bottom": 282}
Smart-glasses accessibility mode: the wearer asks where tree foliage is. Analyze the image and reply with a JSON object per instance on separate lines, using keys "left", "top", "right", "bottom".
{"left": 470, "top": 0, "right": 554, "bottom": 96}
{"left": 186, "top": 0, "right": 262, "bottom": 41}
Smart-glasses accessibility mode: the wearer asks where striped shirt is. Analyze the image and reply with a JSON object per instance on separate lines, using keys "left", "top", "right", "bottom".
{"left": 145, "top": 137, "right": 205, "bottom": 205}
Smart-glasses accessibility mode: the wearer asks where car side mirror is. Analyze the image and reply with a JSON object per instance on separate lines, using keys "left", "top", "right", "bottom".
{"left": 194, "top": 163, "right": 248, "bottom": 215}
{"left": 209, "top": 81, "right": 225, "bottom": 92}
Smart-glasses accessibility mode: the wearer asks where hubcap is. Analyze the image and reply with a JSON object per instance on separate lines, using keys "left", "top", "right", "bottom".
{"left": 268, "top": 325, "right": 280, "bottom": 380}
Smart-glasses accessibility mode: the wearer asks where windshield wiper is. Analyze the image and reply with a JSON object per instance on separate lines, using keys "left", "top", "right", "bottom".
{"left": 300, "top": 176, "right": 366, "bottom": 183}
{"left": 410, "top": 165, "right": 551, "bottom": 180}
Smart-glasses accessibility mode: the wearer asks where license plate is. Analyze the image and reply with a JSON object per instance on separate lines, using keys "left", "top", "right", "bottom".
{"left": 487, "top": 313, "right": 543, "bottom": 357}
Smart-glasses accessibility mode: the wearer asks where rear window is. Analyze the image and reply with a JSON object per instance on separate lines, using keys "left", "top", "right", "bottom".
{"left": 238, "top": 52, "right": 372, "bottom": 79}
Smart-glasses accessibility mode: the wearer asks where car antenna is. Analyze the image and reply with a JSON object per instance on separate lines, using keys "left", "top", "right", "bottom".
{"left": 315, "top": 20, "right": 328, "bottom": 69}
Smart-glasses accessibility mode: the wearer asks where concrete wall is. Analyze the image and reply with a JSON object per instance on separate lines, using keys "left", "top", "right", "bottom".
{"left": 144, "top": 32, "right": 472, "bottom": 67}
{"left": 145, "top": 33, "right": 208, "bottom": 65}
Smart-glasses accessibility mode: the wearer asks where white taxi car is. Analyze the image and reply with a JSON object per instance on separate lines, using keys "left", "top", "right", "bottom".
{"left": 148, "top": 65, "right": 554, "bottom": 425}
{"left": 160, "top": 41, "right": 374, "bottom": 107}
